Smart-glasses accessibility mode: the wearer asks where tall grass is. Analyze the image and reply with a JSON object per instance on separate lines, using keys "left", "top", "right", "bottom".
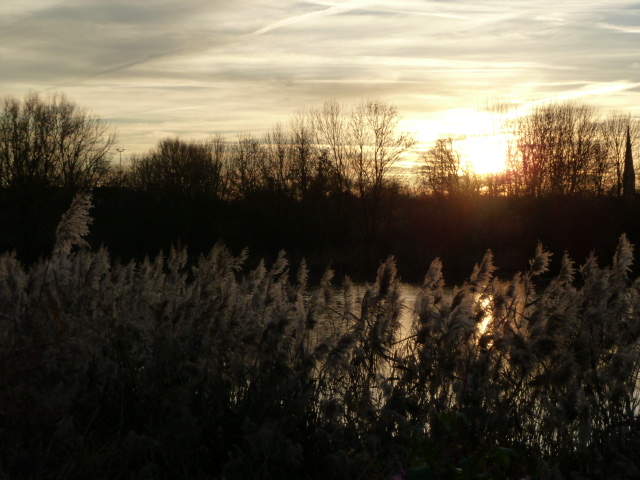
{"left": 1, "top": 193, "right": 639, "bottom": 479}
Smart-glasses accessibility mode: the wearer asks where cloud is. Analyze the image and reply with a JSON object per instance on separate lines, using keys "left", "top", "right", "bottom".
{"left": 3, "top": 0, "right": 640, "bottom": 153}
{"left": 597, "top": 22, "right": 640, "bottom": 34}
{"left": 249, "top": 0, "right": 379, "bottom": 36}
{"left": 9, "top": 1, "right": 384, "bottom": 88}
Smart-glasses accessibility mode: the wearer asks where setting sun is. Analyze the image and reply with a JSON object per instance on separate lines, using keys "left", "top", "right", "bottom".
{"left": 426, "top": 108, "right": 513, "bottom": 175}
{"left": 457, "top": 133, "right": 511, "bottom": 175}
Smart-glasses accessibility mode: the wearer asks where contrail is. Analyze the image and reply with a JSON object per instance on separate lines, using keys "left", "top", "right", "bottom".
{"left": 53, "top": 0, "right": 379, "bottom": 88}
{"left": 249, "top": 0, "right": 379, "bottom": 37}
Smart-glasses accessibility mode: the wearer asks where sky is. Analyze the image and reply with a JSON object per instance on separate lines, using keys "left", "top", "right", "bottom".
{"left": 3, "top": 0, "right": 640, "bottom": 163}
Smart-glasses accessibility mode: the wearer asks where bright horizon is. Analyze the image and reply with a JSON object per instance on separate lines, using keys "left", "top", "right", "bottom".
{"left": 3, "top": 1, "right": 640, "bottom": 173}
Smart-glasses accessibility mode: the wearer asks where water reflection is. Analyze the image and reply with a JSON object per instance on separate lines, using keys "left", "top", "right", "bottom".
{"left": 476, "top": 296, "right": 493, "bottom": 336}
{"left": 313, "top": 282, "right": 421, "bottom": 339}
{"left": 316, "top": 283, "right": 495, "bottom": 344}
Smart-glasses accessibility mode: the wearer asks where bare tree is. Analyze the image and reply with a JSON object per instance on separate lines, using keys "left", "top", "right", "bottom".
{"left": 263, "top": 123, "right": 293, "bottom": 198}
{"left": 0, "top": 92, "right": 116, "bottom": 190}
{"left": 130, "top": 136, "right": 228, "bottom": 200}
{"left": 587, "top": 141, "right": 610, "bottom": 196}
{"left": 288, "top": 110, "right": 317, "bottom": 200}
{"left": 309, "top": 99, "right": 415, "bottom": 240}
{"left": 227, "top": 134, "right": 267, "bottom": 199}
{"left": 350, "top": 100, "right": 416, "bottom": 200}
{"left": 261, "top": 114, "right": 321, "bottom": 201}
{"left": 506, "top": 101, "right": 606, "bottom": 196}
{"left": 420, "top": 136, "right": 479, "bottom": 196}
{"left": 600, "top": 113, "right": 640, "bottom": 196}
{"left": 311, "top": 100, "right": 350, "bottom": 197}
{"left": 311, "top": 100, "right": 414, "bottom": 197}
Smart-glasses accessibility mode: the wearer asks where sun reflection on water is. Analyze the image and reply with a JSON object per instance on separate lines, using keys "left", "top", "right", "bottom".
{"left": 476, "top": 295, "right": 493, "bottom": 337}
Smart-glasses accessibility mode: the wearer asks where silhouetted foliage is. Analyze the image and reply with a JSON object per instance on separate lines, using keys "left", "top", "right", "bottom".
{"left": 504, "top": 101, "right": 639, "bottom": 197}
{"left": 2, "top": 196, "right": 640, "bottom": 479}
{"left": 3, "top": 93, "right": 640, "bottom": 297}
{"left": 419, "top": 136, "right": 480, "bottom": 196}
{"left": 129, "top": 136, "right": 228, "bottom": 200}
{"left": 0, "top": 92, "right": 116, "bottom": 190}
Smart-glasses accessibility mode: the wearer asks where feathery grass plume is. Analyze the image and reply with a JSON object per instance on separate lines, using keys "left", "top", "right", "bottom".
{"left": 0, "top": 251, "right": 27, "bottom": 306}
{"left": 321, "top": 266, "right": 334, "bottom": 303}
{"left": 53, "top": 192, "right": 93, "bottom": 256}
{"left": 556, "top": 251, "right": 576, "bottom": 285}
{"left": 376, "top": 255, "right": 398, "bottom": 298}
{"left": 447, "top": 286, "right": 476, "bottom": 336}
{"left": 326, "top": 333, "right": 356, "bottom": 371}
{"left": 5, "top": 216, "right": 640, "bottom": 479}
{"left": 538, "top": 253, "right": 579, "bottom": 333}
{"left": 168, "top": 244, "right": 188, "bottom": 279}
{"left": 469, "top": 250, "right": 496, "bottom": 293}
{"left": 370, "top": 257, "right": 402, "bottom": 355}
{"left": 580, "top": 251, "right": 608, "bottom": 302}
{"left": 413, "top": 258, "right": 447, "bottom": 337}
{"left": 612, "top": 233, "right": 634, "bottom": 283}
{"left": 529, "top": 242, "right": 552, "bottom": 276}
{"left": 423, "top": 257, "right": 444, "bottom": 291}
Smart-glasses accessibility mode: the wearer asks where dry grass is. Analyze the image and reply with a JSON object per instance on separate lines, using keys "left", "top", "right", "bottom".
{"left": 0, "top": 193, "right": 639, "bottom": 479}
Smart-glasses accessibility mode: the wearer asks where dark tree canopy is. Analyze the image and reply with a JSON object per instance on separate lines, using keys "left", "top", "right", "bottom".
{"left": 0, "top": 92, "right": 116, "bottom": 191}
{"left": 502, "top": 101, "right": 639, "bottom": 197}
{"left": 129, "top": 136, "right": 228, "bottom": 200}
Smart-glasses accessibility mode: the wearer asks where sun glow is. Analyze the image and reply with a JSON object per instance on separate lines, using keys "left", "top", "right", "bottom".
{"left": 449, "top": 108, "right": 512, "bottom": 175}
{"left": 476, "top": 296, "right": 493, "bottom": 336}
{"left": 409, "top": 108, "right": 513, "bottom": 176}
{"left": 457, "top": 133, "right": 511, "bottom": 175}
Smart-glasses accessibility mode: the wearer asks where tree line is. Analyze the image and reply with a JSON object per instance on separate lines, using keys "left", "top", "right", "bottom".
{"left": 2, "top": 92, "right": 640, "bottom": 280}
{"left": 2, "top": 92, "right": 638, "bottom": 199}
{"left": 421, "top": 102, "right": 640, "bottom": 197}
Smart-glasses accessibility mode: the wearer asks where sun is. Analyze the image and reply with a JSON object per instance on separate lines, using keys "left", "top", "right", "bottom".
{"left": 404, "top": 107, "right": 514, "bottom": 176}
{"left": 439, "top": 108, "right": 512, "bottom": 175}
{"left": 415, "top": 107, "right": 512, "bottom": 175}
{"left": 457, "top": 133, "right": 511, "bottom": 175}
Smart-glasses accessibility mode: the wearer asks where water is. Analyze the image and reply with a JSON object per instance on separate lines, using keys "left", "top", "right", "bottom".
{"left": 314, "top": 282, "right": 422, "bottom": 338}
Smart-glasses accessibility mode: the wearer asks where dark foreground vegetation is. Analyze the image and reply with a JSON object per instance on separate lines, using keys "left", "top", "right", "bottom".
{"left": 1, "top": 194, "right": 640, "bottom": 479}
{"left": 2, "top": 93, "right": 640, "bottom": 478}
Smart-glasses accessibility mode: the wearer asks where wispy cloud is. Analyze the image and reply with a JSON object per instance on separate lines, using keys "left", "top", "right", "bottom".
{"left": 517, "top": 82, "right": 640, "bottom": 110}
{"left": 3, "top": 0, "right": 640, "bottom": 153}
{"left": 250, "top": 0, "right": 379, "bottom": 36}
{"left": 43, "top": 1, "right": 382, "bottom": 87}
{"left": 597, "top": 22, "right": 640, "bottom": 34}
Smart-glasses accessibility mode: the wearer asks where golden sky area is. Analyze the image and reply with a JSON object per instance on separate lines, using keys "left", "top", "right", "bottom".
{"left": 2, "top": 1, "right": 640, "bottom": 173}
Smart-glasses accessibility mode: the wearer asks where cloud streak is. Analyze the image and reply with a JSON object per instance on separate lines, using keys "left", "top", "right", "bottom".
{"left": 249, "top": 0, "right": 379, "bottom": 36}
{"left": 46, "top": 0, "right": 381, "bottom": 87}
{"left": 598, "top": 22, "right": 640, "bottom": 34}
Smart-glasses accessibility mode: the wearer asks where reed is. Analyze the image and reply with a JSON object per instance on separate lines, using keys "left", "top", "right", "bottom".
{"left": 0, "top": 193, "right": 638, "bottom": 479}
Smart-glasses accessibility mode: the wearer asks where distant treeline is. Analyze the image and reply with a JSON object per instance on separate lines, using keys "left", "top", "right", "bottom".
{"left": 2, "top": 93, "right": 640, "bottom": 281}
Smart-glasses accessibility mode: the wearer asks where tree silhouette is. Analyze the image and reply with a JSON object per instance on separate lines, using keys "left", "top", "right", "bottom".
{"left": 419, "top": 136, "right": 480, "bottom": 196}
{"left": 0, "top": 92, "right": 116, "bottom": 191}
{"left": 129, "top": 136, "right": 228, "bottom": 200}
{"left": 624, "top": 125, "right": 635, "bottom": 199}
